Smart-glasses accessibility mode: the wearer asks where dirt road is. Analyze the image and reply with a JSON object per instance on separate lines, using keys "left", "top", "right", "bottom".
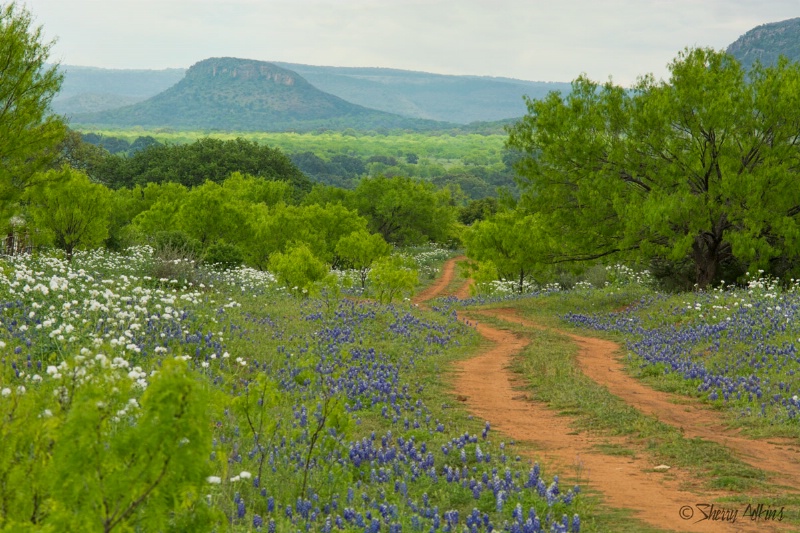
{"left": 416, "top": 257, "right": 794, "bottom": 532}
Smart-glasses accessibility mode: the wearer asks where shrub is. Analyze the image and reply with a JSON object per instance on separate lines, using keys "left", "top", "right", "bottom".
{"left": 203, "top": 242, "right": 244, "bottom": 270}
{"left": 268, "top": 243, "right": 328, "bottom": 297}
{"left": 149, "top": 231, "right": 201, "bottom": 286}
{"left": 368, "top": 255, "right": 418, "bottom": 303}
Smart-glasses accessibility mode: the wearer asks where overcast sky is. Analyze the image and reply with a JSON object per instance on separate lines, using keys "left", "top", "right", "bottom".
{"left": 21, "top": 0, "right": 800, "bottom": 85}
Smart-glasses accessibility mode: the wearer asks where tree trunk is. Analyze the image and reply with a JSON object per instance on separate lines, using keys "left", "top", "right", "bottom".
{"left": 691, "top": 234, "right": 719, "bottom": 289}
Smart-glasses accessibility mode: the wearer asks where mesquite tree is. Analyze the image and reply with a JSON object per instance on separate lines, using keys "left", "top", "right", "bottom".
{"left": 508, "top": 47, "right": 800, "bottom": 288}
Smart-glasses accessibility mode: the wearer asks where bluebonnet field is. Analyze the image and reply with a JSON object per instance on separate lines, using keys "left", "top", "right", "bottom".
{"left": 564, "top": 272, "right": 800, "bottom": 430}
{"left": 0, "top": 247, "right": 581, "bottom": 532}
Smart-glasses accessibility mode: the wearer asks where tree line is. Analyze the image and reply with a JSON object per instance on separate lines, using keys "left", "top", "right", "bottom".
{"left": 74, "top": 130, "right": 520, "bottom": 200}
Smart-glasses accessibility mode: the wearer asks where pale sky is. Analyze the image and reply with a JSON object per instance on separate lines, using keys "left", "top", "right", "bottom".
{"left": 21, "top": 0, "right": 800, "bottom": 85}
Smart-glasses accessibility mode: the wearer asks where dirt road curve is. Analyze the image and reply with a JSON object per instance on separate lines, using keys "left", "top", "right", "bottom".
{"left": 487, "top": 308, "right": 800, "bottom": 491}
{"left": 415, "top": 257, "right": 794, "bottom": 532}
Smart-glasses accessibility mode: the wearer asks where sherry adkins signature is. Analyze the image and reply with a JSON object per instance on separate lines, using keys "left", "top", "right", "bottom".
{"left": 679, "top": 503, "right": 785, "bottom": 523}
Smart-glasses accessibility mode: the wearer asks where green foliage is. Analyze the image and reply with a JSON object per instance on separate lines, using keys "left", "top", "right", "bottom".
{"left": 247, "top": 202, "right": 367, "bottom": 268}
{"left": 0, "top": 357, "right": 215, "bottom": 532}
{"left": 26, "top": 167, "right": 113, "bottom": 260}
{"left": 49, "top": 359, "right": 214, "bottom": 532}
{"left": 203, "top": 241, "right": 244, "bottom": 269}
{"left": 466, "top": 259, "right": 499, "bottom": 295}
{"left": 96, "top": 137, "right": 311, "bottom": 195}
{"left": 368, "top": 254, "right": 419, "bottom": 303}
{"left": 350, "top": 175, "right": 455, "bottom": 245}
{"left": 0, "top": 2, "right": 66, "bottom": 218}
{"left": 508, "top": 47, "right": 800, "bottom": 288}
{"left": 174, "top": 180, "right": 250, "bottom": 246}
{"left": 223, "top": 171, "right": 292, "bottom": 206}
{"left": 268, "top": 243, "right": 329, "bottom": 296}
{"left": 335, "top": 230, "right": 392, "bottom": 288}
{"left": 152, "top": 230, "right": 203, "bottom": 259}
{"left": 301, "top": 184, "right": 353, "bottom": 206}
{"left": 464, "top": 211, "right": 553, "bottom": 293}
{"left": 55, "top": 129, "right": 112, "bottom": 183}
{"left": 459, "top": 197, "right": 499, "bottom": 225}
{"left": 77, "top": 129, "right": 518, "bottom": 200}
{"left": 129, "top": 183, "right": 190, "bottom": 237}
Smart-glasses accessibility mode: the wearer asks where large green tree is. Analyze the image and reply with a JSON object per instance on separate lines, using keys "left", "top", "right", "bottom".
{"left": 349, "top": 175, "right": 455, "bottom": 245}
{"left": 335, "top": 230, "right": 392, "bottom": 288}
{"left": 508, "top": 48, "right": 800, "bottom": 287}
{"left": 0, "top": 2, "right": 66, "bottom": 219}
{"left": 27, "top": 167, "right": 113, "bottom": 260}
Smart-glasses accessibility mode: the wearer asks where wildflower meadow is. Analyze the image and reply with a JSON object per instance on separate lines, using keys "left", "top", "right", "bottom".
{"left": 0, "top": 247, "right": 581, "bottom": 532}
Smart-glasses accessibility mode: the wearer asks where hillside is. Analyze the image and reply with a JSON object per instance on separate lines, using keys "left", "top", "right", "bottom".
{"left": 53, "top": 93, "right": 144, "bottom": 115}
{"left": 274, "top": 62, "right": 571, "bottom": 124}
{"left": 51, "top": 64, "right": 185, "bottom": 115}
{"left": 727, "top": 17, "right": 800, "bottom": 70}
{"left": 54, "top": 64, "right": 186, "bottom": 99}
{"left": 71, "top": 58, "right": 450, "bottom": 132}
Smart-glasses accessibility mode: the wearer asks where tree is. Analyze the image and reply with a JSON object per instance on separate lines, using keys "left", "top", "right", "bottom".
{"left": 55, "top": 129, "right": 111, "bottom": 181}
{"left": 508, "top": 48, "right": 800, "bottom": 288}
{"left": 173, "top": 180, "right": 250, "bottom": 246}
{"left": 335, "top": 230, "right": 392, "bottom": 288}
{"left": 246, "top": 202, "right": 367, "bottom": 269}
{"left": 130, "top": 183, "right": 189, "bottom": 238}
{"left": 98, "top": 137, "right": 312, "bottom": 196}
{"left": 367, "top": 255, "right": 418, "bottom": 303}
{"left": 26, "top": 167, "right": 112, "bottom": 260}
{"left": 350, "top": 175, "right": 455, "bottom": 245}
{"left": 0, "top": 3, "right": 66, "bottom": 218}
{"left": 463, "top": 211, "right": 552, "bottom": 293}
{"left": 458, "top": 197, "right": 499, "bottom": 225}
{"left": 268, "top": 243, "right": 329, "bottom": 297}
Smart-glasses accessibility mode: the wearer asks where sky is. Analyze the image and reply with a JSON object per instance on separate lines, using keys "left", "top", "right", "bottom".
{"left": 21, "top": 0, "right": 800, "bottom": 86}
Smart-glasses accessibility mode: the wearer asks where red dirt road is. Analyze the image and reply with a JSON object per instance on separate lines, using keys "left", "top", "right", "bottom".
{"left": 416, "top": 257, "right": 794, "bottom": 532}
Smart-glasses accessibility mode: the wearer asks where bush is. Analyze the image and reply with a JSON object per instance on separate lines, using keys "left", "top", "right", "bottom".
{"left": 268, "top": 243, "right": 329, "bottom": 297}
{"left": 203, "top": 242, "right": 244, "bottom": 270}
{"left": 152, "top": 230, "right": 203, "bottom": 258}
{"left": 368, "top": 255, "right": 418, "bottom": 303}
{"left": 149, "top": 231, "right": 201, "bottom": 286}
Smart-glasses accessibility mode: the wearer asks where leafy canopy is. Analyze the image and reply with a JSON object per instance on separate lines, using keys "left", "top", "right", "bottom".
{"left": 26, "top": 167, "right": 113, "bottom": 260}
{"left": 0, "top": 2, "right": 66, "bottom": 219}
{"left": 350, "top": 175, "right": 455, "bottom": 246}
{"left": 508, "top": 47, "right": 800, "bottom": 288}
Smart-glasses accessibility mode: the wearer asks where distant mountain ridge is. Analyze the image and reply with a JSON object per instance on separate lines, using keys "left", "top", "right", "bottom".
{"left": 51, "top": 64, "right": 185, "bottom": 116}
{"left": 726, "top": 17, "right": 800, "bottom": 70}
{"left": 273, "top": 62, "right": 571, "bottom": 123}
{"left": 58, "top": 60, "right": 572, "bottom": 127}
{"left": 72, "top": 57, "right": 450, "bottom": 132}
